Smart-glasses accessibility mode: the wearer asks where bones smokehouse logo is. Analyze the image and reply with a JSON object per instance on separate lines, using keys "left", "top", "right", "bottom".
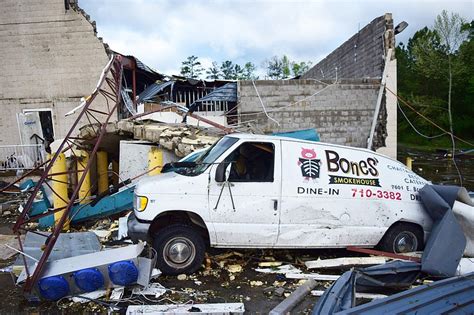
{"left": 298, "top": 148, "right": 321, "bottom": 180}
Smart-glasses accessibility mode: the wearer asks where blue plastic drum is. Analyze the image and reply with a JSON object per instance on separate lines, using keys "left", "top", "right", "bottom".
{"left": 38, "top": 275, "right": 70, "bottom": 300}
{"left": 108, "top": 260, "right": 138, "bottom": 286}
{"left": 73, "top": 268, "right": 104, "bottom": 292}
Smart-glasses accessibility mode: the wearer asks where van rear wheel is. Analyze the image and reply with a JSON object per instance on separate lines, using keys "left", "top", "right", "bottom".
{"left": 153, "top": 224, "right": 205, "bottom": 275}
{"left": 379, "top": 223, "right": 423, "bottom": 254}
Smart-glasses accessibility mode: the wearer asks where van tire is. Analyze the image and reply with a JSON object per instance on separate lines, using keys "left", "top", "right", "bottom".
{"left": 379, "top": 223, "right": 424, "bottom": 254}
{"left": 153, "top": 224, "right": 205, "bottom": 275}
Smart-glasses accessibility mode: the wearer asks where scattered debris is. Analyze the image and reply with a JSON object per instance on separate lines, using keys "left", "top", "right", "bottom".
{"left": 313, "top": 184, "right": 474, "bottom": 314}
{"left": 0, "top": 234, "right": 24, "bottom": 260}
{"left": 255, "top": 264, "right": 302, "bottom": 274}
{"left": 269, "top": 279, "right": 317, "bottom": 315}
{"left": 126, "top": 303, "right": 245, "bottom": 315}
{"left": 132, "top": 283, "right": 167, "bottom": 298}
{"left": 339, "top": 272, "right": 474, "bottom": 313}
{"left": 177, "top": 274, "right": 187, "bottom": 281}
{"left": 304, "top": 257, "right": 387, "bottom": 269}
{"left": 311, "top": 290, "right": 387, "bottom": 300}
{"left": 258, "top": 261, "right": 283, "bottom": 267}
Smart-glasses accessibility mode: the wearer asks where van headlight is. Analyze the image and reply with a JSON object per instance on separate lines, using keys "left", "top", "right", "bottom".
{"left": 135, "top": 195, "right": 148, "bottom": 212}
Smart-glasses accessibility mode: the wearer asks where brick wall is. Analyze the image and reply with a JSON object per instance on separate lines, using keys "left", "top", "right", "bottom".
{"left": 0, "top": 0, "right": 109, "bottom": 145}
{"left": 302, "top": 14, "right": 393, "bottom": 80}
{"left": 238, "top": 79, "right": 379, "bottom": 148}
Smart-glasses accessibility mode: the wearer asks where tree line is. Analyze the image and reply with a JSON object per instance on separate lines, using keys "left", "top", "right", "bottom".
{"left": 179, "top": 55, "right": 312, "bottom": 80}
{"left": 396, "top": 10, "right": 473, "bottom": 144}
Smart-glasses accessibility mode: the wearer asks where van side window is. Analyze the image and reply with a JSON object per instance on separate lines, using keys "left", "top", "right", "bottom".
{"left": 226, "top": 142, "right": 274, "bottom": 182}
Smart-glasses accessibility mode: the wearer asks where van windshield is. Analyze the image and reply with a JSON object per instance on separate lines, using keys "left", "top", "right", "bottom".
{"left": 174, "top": 136, "right": 239, "bottom": 176}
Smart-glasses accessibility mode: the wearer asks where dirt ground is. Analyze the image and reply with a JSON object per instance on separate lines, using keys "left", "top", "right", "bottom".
{"left": 0, "top": 214, "right": 368, "bottom": 314}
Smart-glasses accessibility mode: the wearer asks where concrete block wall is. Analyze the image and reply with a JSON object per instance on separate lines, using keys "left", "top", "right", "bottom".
{"left": 238, "top": 79, "right": 379, "bottom": 148}
{"left": 302, "top": 14, "right": 391, "bottom": 80}
{"left": 0, "top": 0, "right": 109, "bottom": 145}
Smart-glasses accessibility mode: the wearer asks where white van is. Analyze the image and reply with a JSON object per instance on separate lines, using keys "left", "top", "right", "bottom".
{"left": 128, "top": 134, "right": 431, "bottom": 275}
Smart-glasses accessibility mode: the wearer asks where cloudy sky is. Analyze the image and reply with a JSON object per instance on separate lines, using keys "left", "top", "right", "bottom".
{"left": 80, "top": 0, "right": 473, "bottom": 77}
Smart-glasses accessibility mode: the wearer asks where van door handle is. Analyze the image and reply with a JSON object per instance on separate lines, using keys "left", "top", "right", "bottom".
{"left": 273, "top": 199, "right": 278, "bottom": 211}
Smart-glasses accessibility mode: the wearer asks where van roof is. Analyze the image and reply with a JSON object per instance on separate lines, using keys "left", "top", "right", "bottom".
{"left": 225, "top": 133, "right": 405, "bottom": 166}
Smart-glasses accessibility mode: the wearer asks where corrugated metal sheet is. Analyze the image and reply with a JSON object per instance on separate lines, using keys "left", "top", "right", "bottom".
{"left": 336, "top": 272, "right": 474, "bottom": 314}
{"left": 137, "top": 81, "right": 174, "bottom": 102}
{"left": 193, "top": 82, "right": 237, "bottom": 103}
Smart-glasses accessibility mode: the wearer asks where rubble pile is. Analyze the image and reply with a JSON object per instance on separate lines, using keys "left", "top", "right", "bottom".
{"left": 80, "top": 120, "right": 222, "bottom": 157}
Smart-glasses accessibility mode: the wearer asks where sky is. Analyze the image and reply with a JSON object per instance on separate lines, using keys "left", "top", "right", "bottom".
{"left": 80, "top": 0, "right": 473, "bottom": 77}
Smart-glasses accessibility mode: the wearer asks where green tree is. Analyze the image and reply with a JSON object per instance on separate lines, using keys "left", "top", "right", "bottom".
{"left": 291, "top": 61, "right": 312, "bottom": 77}
{"left": 265, "top": 56, "right": 284, "bottom": 79}
{"left": 220, "top": 60, "right": 235, "bottom": 80}
{"left": 242, "top": 62, "right": 258, "bottom": 80}
{"left": 180, "top": 55, "right": 203, "bottom": 79}
{"left": 206, "top": 61, "right": 221, "bottom": 79}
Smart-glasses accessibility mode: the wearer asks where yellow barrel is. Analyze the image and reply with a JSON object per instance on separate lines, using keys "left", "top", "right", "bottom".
{"left": 77, "top": 150, "right": 91, "bottom": 204}
{"left": 51, "top": 153, "right": 69, "bottom": 231}
{"left": 97, "top": 151, "right": 109, "bottom": 194}
{"left": 148, "top": 147, "right": 163, "bottom": 176}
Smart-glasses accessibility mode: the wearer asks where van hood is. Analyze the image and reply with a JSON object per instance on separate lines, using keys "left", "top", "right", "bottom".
{"left": 134, "top": 171, "right": 207, "bottom": 196}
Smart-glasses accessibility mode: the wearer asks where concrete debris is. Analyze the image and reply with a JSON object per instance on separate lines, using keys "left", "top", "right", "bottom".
{"left": 80, "top": 121, "right": 222, "bottom": 157}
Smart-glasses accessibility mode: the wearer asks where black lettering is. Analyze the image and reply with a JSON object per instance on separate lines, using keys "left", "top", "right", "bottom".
{"left": 297, "top": 187, "right": 305, "bottom": 194}
{"left": 339, "top": 158, "right": 350, "bottom": 173}
{"left": 325, "top": 150, "right": 340, "bottom": 172}
{"left": 359, "top": 160, "right": 368, "bottom": 175}
{"left": 367, "top": 158, "right": 379, "bottom": 176}
{"left": 310, "top": 188, "right": 318, "bottom": 194}
{"left": 350, "top": 161, "right": 360, "bottom": 176}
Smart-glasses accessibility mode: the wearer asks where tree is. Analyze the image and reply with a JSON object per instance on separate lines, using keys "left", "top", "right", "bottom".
{"left": 206, "top": 61, "right": 221, "bottom": 79}
{"left": 265, "top": 56, "right": 284, "bottom": 79}
{"left": 265, "top": 55, "right": 312, "bottom": 79}
{"left": 180, "top": 55, "right": 203, "bottom": 79}
{"left": 242, "top": 62, "right": 258, "bottom": 80}
{"left": 220, "top": 60, "right": 235, "bottom": 80}
{"left": 397, "top": 11, "right": 473, "bottom": 157}
{"left": 291, "top": 61, "right": 312, "bottom": 77}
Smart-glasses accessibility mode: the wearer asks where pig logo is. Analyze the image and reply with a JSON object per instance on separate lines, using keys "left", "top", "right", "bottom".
{"left": 298, "top": 148, "right": 321, "bottom": 180}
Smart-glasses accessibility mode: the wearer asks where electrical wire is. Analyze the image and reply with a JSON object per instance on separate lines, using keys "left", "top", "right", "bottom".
{"left": 397, "top": 101, "right": 447, "bottom": 139}
{"left": 387, "top": 87, "right": 469, "bottom": 186}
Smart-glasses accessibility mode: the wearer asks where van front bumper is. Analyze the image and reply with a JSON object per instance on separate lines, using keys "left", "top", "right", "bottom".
{"left": 127, "top": 212, "right": 151, "bottom": 243}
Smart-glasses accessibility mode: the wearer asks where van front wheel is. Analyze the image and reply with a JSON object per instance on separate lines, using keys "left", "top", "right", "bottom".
{"left": 153, "top": 224, "right": 205, "bottom": 275}
{"left": 379, "top": 223, "right": 423, "bottom": 254}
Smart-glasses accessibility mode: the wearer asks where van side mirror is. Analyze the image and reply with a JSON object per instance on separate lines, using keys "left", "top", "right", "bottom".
{"left": 215, "top": 162, "right": 229, "bottom": 182}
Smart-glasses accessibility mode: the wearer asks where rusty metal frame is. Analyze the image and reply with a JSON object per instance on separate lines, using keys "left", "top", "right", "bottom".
{"left": 10, "top": 54, "right": 135, "bottom": 293}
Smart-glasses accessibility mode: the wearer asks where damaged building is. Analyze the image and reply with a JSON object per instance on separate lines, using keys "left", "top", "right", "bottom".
{"left": 0, "top": 0, "right": 397, "bottom": 175}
